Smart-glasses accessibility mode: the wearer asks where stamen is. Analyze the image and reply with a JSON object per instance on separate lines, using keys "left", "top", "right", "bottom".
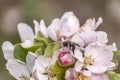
{"left": 20, "top": 74, "right": 29, "bottom": 80}
{"left": 55, "top": 30, "right": 59, "bottom": 37}
{"left": 84, "top": 56, "right": 94, "bottom": 65}
{"left": 45, "top": 65, "right": 56, "bottom": 78}
{"left": 76, "top": 72, "right": 88, "bottom": 80}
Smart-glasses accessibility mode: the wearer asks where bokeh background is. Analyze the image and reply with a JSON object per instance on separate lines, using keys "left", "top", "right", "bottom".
{"left": 0, "top": 0, "right": 120, "bottom": 79}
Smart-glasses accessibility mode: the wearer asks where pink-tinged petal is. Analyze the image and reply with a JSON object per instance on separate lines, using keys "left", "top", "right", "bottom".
{"left": 80, "top": 70, "right": 92, "bottom": 77}
{"left": 26, "top": 52, "right": 36, "bottom": 73}
{"left": 75, "top": 61, "right": 83, "bottom": 72}
{"left": 87, "top": 64, "right": 107, "bottom": 74}
{"left": 32, "top": 70, "right": 48, "bottom": 80}
{"left": 39, "top": 20, "right": 48, "bottom": 38}
{"left": 81, "top": 17, "right": 103, "bottom": 32}
{"left": 84, "top": 42, "right": 99, "bottom": 57}
{"left": 34, "top": 55, "right": 51, "bottom": 73}
{"left": 89, "top": 73, "right": 109, "bottom": 80}
{"left": 33, "top": 20, "right": 40, "bottom": 36}
{"left": 95, "top": 17, "right": 103, "bottom": 30}
{"left": 106, "top": 62, "right": 115, "bottom": 70}
{"left": 71, "top": 34, "right": 84, "bottom": 47}
{"left": 65, "top": 68, "right": 75, "bottom": 80}
{"left": 85, "top": 43, "right": 113, "bottom": 64}
{"left": 105, "top": 42, "right": 117, "bottom": 51}
{"left": 17, "top": 23, "right": 34, "bottom": 42}
{"left": 2, "top": 41, "right": 14, "bottom": 61}
{"left": 21, "top": 40, "right": 34, "bottom": 48}
{"left": 96, "top": 31, "right": 108, "bottom": 44}
{"left": 81, "top": 18, "right": 94, "bottom": 32}
{"left": 6, "top": 59, "right": 30, "bottom": 80}
{"left": 47, "top": 18, "right": 60, "bottom": 41}
{"left": 74, "top": 49, "right": 83, "bottom": 62}
{"left": 94, "top": 47, "right": 113, "bottom": 65}
{"left": 60, "top": 12, "right": 80, "bottom": 37}
{"left": 79, "top": 31, "right": 97, "bottom": 46}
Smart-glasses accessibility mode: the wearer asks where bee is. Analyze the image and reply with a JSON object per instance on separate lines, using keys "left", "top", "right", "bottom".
{"left": 62, "top": 40, "right": 80, "bottom": 54}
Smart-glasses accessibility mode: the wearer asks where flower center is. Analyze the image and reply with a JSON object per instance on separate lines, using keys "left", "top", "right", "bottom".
{"left": 84, "top": 56, "right": 94, "bottom": 65}
{"left": 20, "top": 74, "right": 29, "bottom": 80}
{"left": 45, "top": 65, "right": 56, "bottom": 78}
{"left": 76, "top": 73, "right": 88, "bottom": 80}
{"left": 55, "top": 30, "right": 59, "bottom": 37}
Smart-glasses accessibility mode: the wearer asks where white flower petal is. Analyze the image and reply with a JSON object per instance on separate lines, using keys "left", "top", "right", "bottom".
{"left": 26, "top": 52, "right": 36, "bottom": 73}
{"left": 81, "top": 17, "right": 102, "bottom": 32}
{"left": 47, "top": 25, "right": 57, "bottom": 41}
{"left": 39, "top": 20, "right": 48, "bottom": 38}
{"left": 89, "top": 74, "right": 109, "bottom": 80}
{"left": 60, "top": 12, "right": 80, "bottom": 37}
{"left": 81, "top": 70, "right": 92, "bottom": 77}
{"left": 61, "top": 12, "right": 79, "bottom": 31}
{"left": 95, "top": 17, "right": 103, "bottom": 30}
{"left": 96, "top": 31, "right": 108, "bottom": 44}
{"left": 85, "top": 43, "right": 113, "bottom": 64}
{"left": 87, "top": 64, "right": 107, "bottom": 74}
{"left": 105, "top": 42, "right": 117, "bottom": 51}
{"left": 6, "top": 59, "right": 30, "bottom": 80}
{"left": 33, "top": 20, "right": 40, "bottom": 36}
{"left": 47, "top": 18, "right": 60, "bottom": 41}
{"left": 75, "top": 61, "right": 83, "bottom": 72}
{"left": 71, "top": 34, "right": 84, "bottom": 47}
{"left": 17, "top": 23, "right": 34, "bottom": 42}
{"left": 79, "top": 31, "right": 97, "bottom": 46}
{"left": 2, "top": 41, "right": 14, "bottom": 61}
{"left": 74, "top": 49, "right": 83, "bottom": 62}
{"left": 51, "top": 50, "right": 61, "bottom": 65}
{"left": 65, "top": 68, "right": 75, "bottom": 80}
{"left": 21, "top": 40, "right": 34, "bottom": 48}
{"left": 33, "top": 70, "right": 48, "bottom": 80}
{"left": 34, "top": 55, "right": 51, "bottom": 73}
{"left": 106, "top": 62, "right": 115, "bottom": 70}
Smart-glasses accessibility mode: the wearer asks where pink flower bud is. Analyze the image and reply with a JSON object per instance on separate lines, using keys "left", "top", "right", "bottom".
{"left": 58, "top": 51, "right": 74, "bottom": 66}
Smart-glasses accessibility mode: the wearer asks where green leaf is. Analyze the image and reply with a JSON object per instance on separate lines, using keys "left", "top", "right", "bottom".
{"left": 25, "top": 45, "right": 40, "bottom": 53}
{"left": 54, "top": 61, "right": 74, "bottom": 80}
{"left": 114, "top": 50, "right": 120, "bottom": 56}
{"left": 14, "top": 44, "right": 28, "bottom": 62}
{"left": 34, "top": 32, "right": 53, "bottom": 45}
{"left": 44, "top": 41, "right": 60, "bottom": 57}
{"left": 54, "top": 61, "right": 67, "bottom": 80}
{"left": 34, "top": 32, "right": 53, "bottom": 55}
{"left": 35, "top": 47, "right": 44, "bottom": 55}
{"left": 49, "top": 77, "right": 57, "bottom": 80}
{"left": 112, "top": 60, "right": 119, "bottom": 70}
{"left": 106, "top": 71, "right": 116, "bottom": 80}
{"left": 106, "top": 71, "right": 120, "bottom": 80}
{"left": 114, "top": 74, "right": 120, "bottom": 80}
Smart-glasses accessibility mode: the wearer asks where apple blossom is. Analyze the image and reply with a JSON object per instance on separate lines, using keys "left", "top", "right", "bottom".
{"left": 47, "top": 12, "right": 80, "bottom": 41}
{"left": 2, "top": 41, "right": 14, "bottom": 61}
{"left": 6, "top": 52, "right": 36, "bottom": 80}
{"left": 65, "top": 68, "right": 109, "bottom": 80}
{"left": 74, "top": 43, "right": 115, "bottom": 74}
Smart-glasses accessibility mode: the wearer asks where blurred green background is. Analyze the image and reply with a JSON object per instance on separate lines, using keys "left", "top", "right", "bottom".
{"left": 0, "top": 0, "right": 120, "bottom": 79}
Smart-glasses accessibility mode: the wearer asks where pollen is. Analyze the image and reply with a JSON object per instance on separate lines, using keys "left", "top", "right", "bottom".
{"left": 55, "top": 30, "right": 59, "bottom": 37}
{"left": 84, "top": 56, "right": 94, "bottom": 65}
{"left": 20, "top": 74, "right": 29, "bottom": 80}
{"left": 76, "top": 72, "right": 88, "bottom": 80}
{"left": 45, "top": 65, "right": 56, "bottom": 78}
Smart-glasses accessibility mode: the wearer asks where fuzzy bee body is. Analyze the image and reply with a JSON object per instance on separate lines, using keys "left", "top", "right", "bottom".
{"left": 62, "top": 40, "right": 79, "bottom": 54}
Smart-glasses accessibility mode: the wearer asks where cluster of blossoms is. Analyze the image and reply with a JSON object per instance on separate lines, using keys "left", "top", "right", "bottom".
{"left": 2, "top": 12, "right": 120, "bottom": 80}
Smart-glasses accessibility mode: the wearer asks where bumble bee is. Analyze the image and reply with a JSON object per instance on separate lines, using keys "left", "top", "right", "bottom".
{"left": 62, "top": 40, "right": 80, "bottom": 54}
